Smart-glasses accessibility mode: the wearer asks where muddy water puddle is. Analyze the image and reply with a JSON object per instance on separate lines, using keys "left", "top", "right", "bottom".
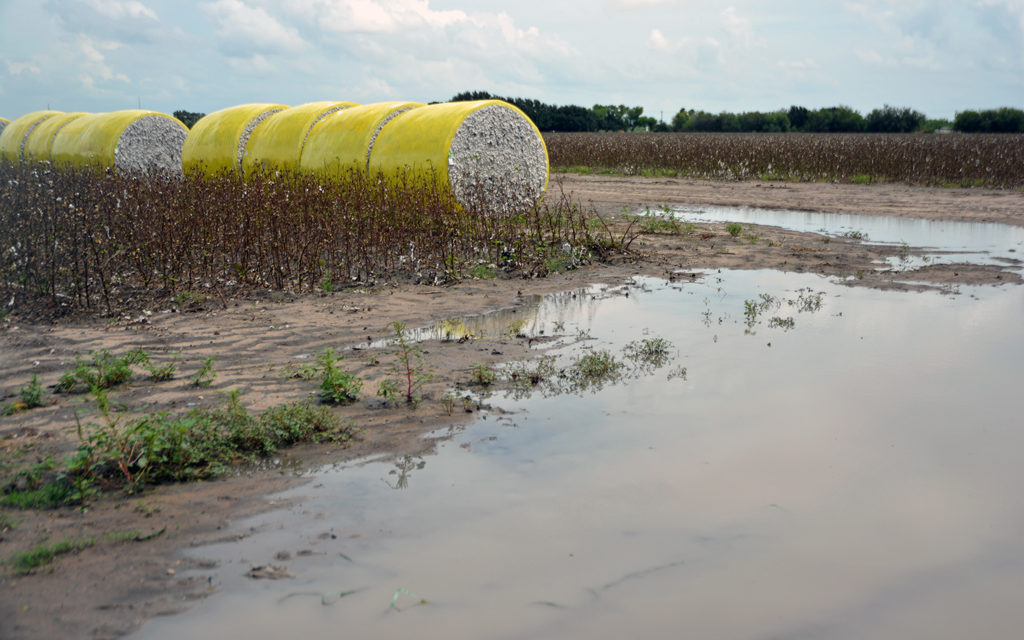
{"left": 133, "top": 271, "right": 1024, "bottom": 640}
{"left": 665, "top": 204, "right": 1024, "bottom": 270}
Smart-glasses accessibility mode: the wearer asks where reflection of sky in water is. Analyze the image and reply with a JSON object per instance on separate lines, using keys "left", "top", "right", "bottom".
{"left": 662, "top": 204, "right": 1024, "bottom": 270}
{"left": 134, "top": 272, "right": 1024, "bottom": 640}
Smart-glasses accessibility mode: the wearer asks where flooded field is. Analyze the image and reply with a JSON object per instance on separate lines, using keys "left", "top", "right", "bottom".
{"left": 667, "top": 204, "right": 1024, "bottom": 270}
{"left": 132, "top": 245, "right": 1024, "bottom": 639}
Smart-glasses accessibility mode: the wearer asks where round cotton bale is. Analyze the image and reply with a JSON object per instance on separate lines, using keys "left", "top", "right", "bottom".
{"left": 181, "top": 103, "right": 288, "bottom": 176}
{"left": 0, "top": 118, "right": 9, "bottom": 136}
{"left": 299, "top": 101, "right": 424, "bottom": 178}
{"left": 0, "top": 110, "right": 62, "bottom": 163}
{"left": 51, "top": 110, "right": 188, "bottom": 175}
{"left": 241, "top": 101, "right": 359, "bottom": 174}
{"left": 22, "top": 112, "right": 89, "bottom": 162}
{"left": 368, "top": 100, "right": 548, "bottom": 212}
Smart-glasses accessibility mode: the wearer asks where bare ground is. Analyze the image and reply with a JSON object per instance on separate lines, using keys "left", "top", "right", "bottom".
{"left": 1, "top": 174, "right": 1022, "bottom": 639}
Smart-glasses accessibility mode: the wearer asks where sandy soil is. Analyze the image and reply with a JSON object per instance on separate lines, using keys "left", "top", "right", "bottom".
{"left": 2, "top": 174, "right": 1022, "bottom": 639}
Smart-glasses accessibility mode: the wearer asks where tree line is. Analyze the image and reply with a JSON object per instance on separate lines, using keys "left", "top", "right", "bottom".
{"left": 450, "top": 92, "right": 1024, "bottom": 134}
{"left": 172, "top": 100, "right": 1023, "bottom": 134}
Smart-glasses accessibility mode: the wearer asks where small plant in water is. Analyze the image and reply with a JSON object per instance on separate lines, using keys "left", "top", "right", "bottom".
{"left": 768, "top": 316, "right": 796, "bottom": 330}
{"left": 564, "top": 349, "right": 624, "bottom": 392}
{"left": 503, "top": 318, "right": 528, "bottom": 338}
{"left": 623, "top": 337, "right": 674, "bottom": 369}
{"left": 470, "top": 363, "right": 496, "bottom": 386}
{"left": 439, "top": 394, "right": 455, "bottom": 416}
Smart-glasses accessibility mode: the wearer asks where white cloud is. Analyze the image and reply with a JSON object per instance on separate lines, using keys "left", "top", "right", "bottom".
{"left": 720, "top": 6, "right": 754, "bottom": 48}
{"left": 85, "top": 0, "right": 158, "bottom": 21}
{"left": 227, "top": 53, "right": 275, "bottom": 72}
{"left": 276, "top": 0, "right": 468, "bottom": 33}
{"left": 7, "top": 61, "right": 42, "bottom": 75}
{"left": 648, "top": 28, "right": 687, "bottom": 54}
{"left": 45, "top": 0, "right": 162, "bottom": 43}
{"left": 78, "top": 36, "right": 131, "bottom": 85}
{"left": 612, "top": 0, "right": 675, "bottom": 7}
{"left": 778, "top": 58, "right": 819, "bottom": 71}
{"left": 202, "top": 0, "right": 308, "bottom": 54}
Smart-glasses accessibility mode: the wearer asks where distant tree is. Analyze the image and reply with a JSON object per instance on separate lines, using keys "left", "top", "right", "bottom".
{"left": 683, "top": 111, "right": 730, "bottom": 132}
{"left": 591, "top": 104, "right": 646, "bottom": 130}
{"left": 636, "top": 115, "right": 668, "bottom": 131}
{"left": 173, "top": 110, "right": 206, "bottom": 129}
{"left": 988, "top": 107, "right": 1024, "bottom": 132}
{"left": 866, "top": 105, "right": 926, "bottom": 132}
{"left": 919, "top": 118, "right": 953, "bottom": 133}
{"left": 550, "top": 105, "right": 596, "bottom": 132}
{"left": 671, "top": 108, "right": 692, "bottom": 131}
{"left": 451, "top": 90, "right": 497, "bottom": 102}
{"left": 737, "top": 110, "right": 791, "bottom": 132}
{"left": 804, "top": 106, "right": 865, "bottom": 132}
{"left": 954, "top": 107, "right": 1024, "bottom": 133}
{"left": 787, "top": 106, "right": 809, "bottom": 130}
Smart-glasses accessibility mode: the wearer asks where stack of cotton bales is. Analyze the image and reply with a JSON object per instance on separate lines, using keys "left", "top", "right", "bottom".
{"left": 2, "top": 98, "right": 550, "bottom": 210}
{"left": 298, "top": 100, "right": 548, "bottom": 211}
{"left": 181, "top": 103, "right": 288, "bottom": 175}
{"left": 368, "top": 100, "right": 548, "bottom": 212}
{"left": 300, "top": 101, "right": 424, "bottom": 176}
{"left": 0, "top": 109, "right": 187, "bottom": 174}
{"left": 23, "top": 112, "right": 88, "bottom": 161}
{"left": 241, "top": 101, "right": 358, "bottom": 174}
{"left": 0, "top": 110, "right": 62, "bottom": 163}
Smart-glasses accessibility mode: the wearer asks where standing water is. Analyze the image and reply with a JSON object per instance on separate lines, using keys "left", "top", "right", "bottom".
{"left": 133, "top": 223, "right": 1024, "bottom": 640}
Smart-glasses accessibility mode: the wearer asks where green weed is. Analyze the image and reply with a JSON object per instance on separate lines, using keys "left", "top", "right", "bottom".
{"left": 315, "top": 349, "right": 362, "bottom": 405}
{"left": 725, "top": 223, "right": 743, "bottom": 238}
{"left": 381, "top": 322, "right": 433, "bottom": 406}
{"left": 56, "top": 349, "right": 146, "bottom": 393}
{"left": 4, "top": 374, "right": 45, "bottom": 415}
{"left": 68, "top": 392, "right": 352, "bottom": 492}
{"left": 467, "top": 262, "right": 496, "bottom": 279}
{"left": 503, "top": 318, "right": 528, "bottom": 338}
{"left": 623, "top": 337, "right": 674, "bottom": 368}
{"left": 563, "top": 349, "right": 624, "bottom": 392}
{"left": 190, "top": 356, "right": 217, "bottom": 387}
{"left": 138, "top": 352, "right": 178, "bottom": 382}
{"left": 470, "top": 363, "right": 496, "bottom": 386}
{"left": 7, "top": 537, "right": 96, "bottom": 575}
{"left": 439, "top": 394, "right": 455, "bottom": 416}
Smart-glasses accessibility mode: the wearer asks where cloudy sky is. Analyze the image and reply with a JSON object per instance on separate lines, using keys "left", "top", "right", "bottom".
{"left": 1, "top": 0, "right": 1021, "bottom": 123}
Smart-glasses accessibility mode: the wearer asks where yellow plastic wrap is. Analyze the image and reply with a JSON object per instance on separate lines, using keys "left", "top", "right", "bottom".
{"left": 181, "top": 103, "right": 288, "bottom": 175}
{"left": 241, "top": 101, "right": 359, "bottom": 174}
{"left": 369, "top": 100, "right": 548, "bottom": 210}
{"left": 22, "top": 112, "right": 89, "bottom": 161}
{"left": 51, "top": 110, "right": 188, "bottom": 173}
{"left": 0, "top": 110, "right": 62, "bottom": 162}
{"left": 299, "top": 101, "right": 424, "bottom": 177}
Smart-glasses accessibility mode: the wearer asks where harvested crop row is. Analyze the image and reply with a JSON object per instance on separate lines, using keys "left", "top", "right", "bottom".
{"left": 545, "top": 131, "right": 1024, "bottom": 188}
